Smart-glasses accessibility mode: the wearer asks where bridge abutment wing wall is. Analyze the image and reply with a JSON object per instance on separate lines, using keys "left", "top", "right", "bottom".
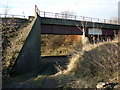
{"left": 11, "top": 14, "right": 41, "bottom": 75}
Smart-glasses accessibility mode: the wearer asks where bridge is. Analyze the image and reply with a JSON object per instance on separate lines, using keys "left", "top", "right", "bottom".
{"left": 36, "top": 7, "right": 119, "bottom": 36}
{"left": 11, "top": 5, "right": 120, "bottom": 75}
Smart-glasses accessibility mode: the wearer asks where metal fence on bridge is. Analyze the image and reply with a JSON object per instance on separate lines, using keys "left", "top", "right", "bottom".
{"left": 0, "top": 13, "right": 26, "bottom": 19}
{"left": 35, "top": 5, "right": 119, "bottom": 25}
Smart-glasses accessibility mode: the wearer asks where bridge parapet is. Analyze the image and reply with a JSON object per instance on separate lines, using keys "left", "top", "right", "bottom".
{"left": 35, "top": 5, "right": 119, "bottom": 25}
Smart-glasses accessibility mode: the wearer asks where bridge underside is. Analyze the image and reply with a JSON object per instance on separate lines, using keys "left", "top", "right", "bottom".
{"left": 41, "top": 24, "right": 83, "bottom": 35}
{"left": 40, "top": 17, "right": 120, "bottom": 35}
{"left": 41, "top": 24, "right": 118, "bottom": 36}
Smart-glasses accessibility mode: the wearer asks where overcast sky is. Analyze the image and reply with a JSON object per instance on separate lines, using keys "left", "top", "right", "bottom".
{"left": 0, "top": 0, "right": 120, "bottom": 19}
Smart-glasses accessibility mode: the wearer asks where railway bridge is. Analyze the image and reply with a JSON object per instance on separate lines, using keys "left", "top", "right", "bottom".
{"left": 11, "top": 5, "right": 120, "bottom": 74}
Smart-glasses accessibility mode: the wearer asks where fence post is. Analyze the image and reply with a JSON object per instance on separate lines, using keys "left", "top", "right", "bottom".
{"left": 55, "top": 13, "right": 56, "bottom": 18}
{"left": 98, "top": 19, "right": 99, "bottom": 22}
{"left": 110, "top": 20, "right": 112, "bottom": 24}
{"left": 44, "top": 12, "right": 45, "bottom": 17}
{"left": 55, "top": 13, "right": 58, "bottom": 18}
{"left": 65, "top": 14, "right": 67, "bottom": 19}
{"left": 104, "top": 19, "right": 106, "bottom": 23}
{"left": 83, "top": 16, "right": 85, "bottom": 21}
{"left": 35, "top": 5, "right": 37, "bottom": 13}
{"left": 35, "top": 5, "right": 40, "bottom": 16}
{"left": 75, "top": 15, "right": 76, "bottom": 20}
{"left": 91, "top": 18, "right": 92, "bottom": 22}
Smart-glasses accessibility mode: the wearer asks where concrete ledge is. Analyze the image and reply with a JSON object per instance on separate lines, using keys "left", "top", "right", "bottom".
{"left": 41, "top": 55, "right": 70, "bottom": 62}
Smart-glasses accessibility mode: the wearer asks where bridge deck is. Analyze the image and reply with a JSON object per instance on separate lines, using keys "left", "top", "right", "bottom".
{"left": 40, "top": 17, "right": 120, "bottom": 30}
{"left": 35, "top": 5, "right": 119, "bottom": 25}
{"left": 35, "top": 5, "right": 120, "bottom": 35}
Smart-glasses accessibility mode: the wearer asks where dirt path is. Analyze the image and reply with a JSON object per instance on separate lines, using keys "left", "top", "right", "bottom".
{"left": 3, "top": 75, "right": 61, "bottom": 88}
{"left": 42, "top": 75, "right": 60, "bottom": 88}
{"left": 3, "top": 56, "right": 68, "bottom": 88}
{"left": 3, "top": 63, "right": 60, "bottom": 88}
{"left": 3, "top": 73, "right": 38, "bottom": 88}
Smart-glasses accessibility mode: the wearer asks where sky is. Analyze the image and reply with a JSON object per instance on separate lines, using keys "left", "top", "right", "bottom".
{"left": 0, "top": 0, "right": 120, "bottom": 20}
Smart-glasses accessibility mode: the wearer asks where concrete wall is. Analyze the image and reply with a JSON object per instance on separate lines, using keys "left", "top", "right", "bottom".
{"left": 11, "top": 14, "right": 41, "bottom": 75}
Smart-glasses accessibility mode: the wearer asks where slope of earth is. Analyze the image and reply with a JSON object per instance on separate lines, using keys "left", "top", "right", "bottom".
{"left": 2, "top": 17, "right": 35, "bottom": 76}
{"left": 54, "top": 38, "right": 120, "bottom": 88}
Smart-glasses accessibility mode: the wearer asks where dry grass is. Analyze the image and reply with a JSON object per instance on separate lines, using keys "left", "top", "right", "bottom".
{"left": 54, "top": 35, "right": 120, "bottom": 88}
{"left": 2, "top": 17, "right": 36, "bottom": 76}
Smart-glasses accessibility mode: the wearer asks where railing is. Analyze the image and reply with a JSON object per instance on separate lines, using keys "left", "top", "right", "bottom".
{"left": 0, "top": 13, "right": 26, "bottom": 19}
{"left": 35, "top": 5, "right": 119, "bottom": 25}
{"left": 35, "top": 5, "right": 40, "bottom": 15}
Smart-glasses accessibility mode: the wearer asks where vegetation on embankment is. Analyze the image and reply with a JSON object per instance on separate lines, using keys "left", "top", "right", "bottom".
{"left": 3, "top": 37, "right": 119, "bottom": 88}
{"left": 54, "top": 35, "right": 120, "bottom": 88}
{"left": 2, "top": 17, "right": 35, "bottom": 77}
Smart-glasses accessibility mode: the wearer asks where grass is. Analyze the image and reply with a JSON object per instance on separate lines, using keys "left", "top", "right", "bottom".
{"left": 3, "top": 72, "right": 47, "bottom": 88}
{"left": 54, "top": 36, "right": 120, "bottom": 88}
{"left": 17, "top": 75, "right": 47, "bottom": 88}
{"left": 2, "top": 17, "right": 36, "bottom": 76}
{"left": 2, "top": 72, "right": 33, "bottom": 85}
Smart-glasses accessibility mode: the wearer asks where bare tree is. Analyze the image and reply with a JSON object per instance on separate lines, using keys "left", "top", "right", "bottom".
{"left": 60, "top": 11, "right": 89, "bottom": 45}
{"left": 75, "top": 18, "right": 104, "bottom": 45}
{"left": 60, "top": 10, "right": 75, "bottom": 19}
{"left": 75, "top": 20, "right": 89, "bottom": 45}
{"left": 60, "top": 10, "right": 87, "bottom": 44}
